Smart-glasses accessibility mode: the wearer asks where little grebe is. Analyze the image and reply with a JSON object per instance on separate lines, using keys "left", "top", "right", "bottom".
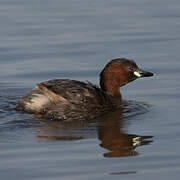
{"left": 16, "top": 58, "right": 153, "bottom": 121}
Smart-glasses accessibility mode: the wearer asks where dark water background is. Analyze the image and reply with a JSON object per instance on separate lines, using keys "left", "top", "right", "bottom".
{"left": 0, "top": 0, "right": 180, "bottom": 179}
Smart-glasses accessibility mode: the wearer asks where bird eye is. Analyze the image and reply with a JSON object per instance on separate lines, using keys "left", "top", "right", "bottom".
{"left": 129, "top": 67, "right": 134, "bottom": 72}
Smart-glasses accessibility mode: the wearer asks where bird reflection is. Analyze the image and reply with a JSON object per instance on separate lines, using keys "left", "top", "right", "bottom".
{"left": 97, "top": 109, "right": 152, "bottom": 157}
{"left": 35, "top": 101, "right": 153, "bottom": 158}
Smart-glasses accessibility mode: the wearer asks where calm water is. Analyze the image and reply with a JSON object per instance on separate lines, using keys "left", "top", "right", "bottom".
{"left": 0, "top": 0, "right": 180, "bottom": 179}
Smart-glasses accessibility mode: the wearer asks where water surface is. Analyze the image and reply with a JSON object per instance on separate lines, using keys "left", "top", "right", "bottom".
{"left": 0, "top": 0, "right": 180, "bottom": 179}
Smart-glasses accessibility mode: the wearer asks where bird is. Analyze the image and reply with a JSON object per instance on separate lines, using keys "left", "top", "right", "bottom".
{"left": 16, "top": 58, "right": 153, "bottom": 121}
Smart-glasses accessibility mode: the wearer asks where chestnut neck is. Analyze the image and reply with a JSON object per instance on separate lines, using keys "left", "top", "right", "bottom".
{"left": 100, "top": 64, "right": 129, "bottom": 96}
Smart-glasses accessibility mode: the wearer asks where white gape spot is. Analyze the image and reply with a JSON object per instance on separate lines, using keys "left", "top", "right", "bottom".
{"left": 132, "top": 137, "right": 141, "bottom": 146}
{"left": 134, "top": 71, "right": 142, "bottom": 78}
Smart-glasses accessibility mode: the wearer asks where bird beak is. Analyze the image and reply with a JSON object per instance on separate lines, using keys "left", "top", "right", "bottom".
{"left": 134, "top": 70, "right": 153, "bottom": 78}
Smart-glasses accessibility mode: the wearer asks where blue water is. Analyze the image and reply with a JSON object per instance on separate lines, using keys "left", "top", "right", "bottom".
{"left": 0, "top": 0, "right": 180, "bottom": 179}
